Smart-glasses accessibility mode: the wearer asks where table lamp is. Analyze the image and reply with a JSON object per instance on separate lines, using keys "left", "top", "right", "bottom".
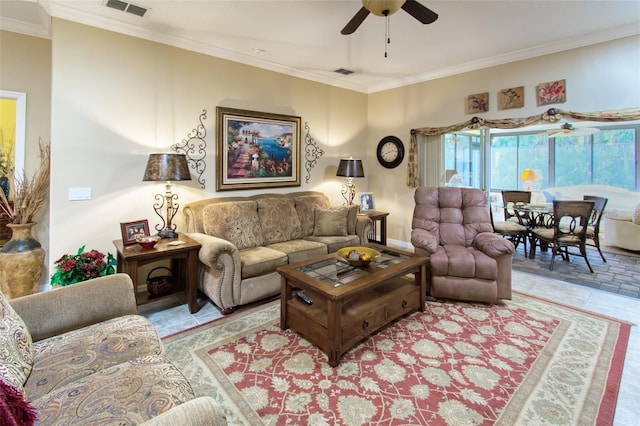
{"left": 336, "top": 157, "right": 365, "bottom": 206}
{"left": 520, "top": 169, "right": 541, "bottom": 191}
{"left": 143, "top": 153, "right": 192, "bottom": 238}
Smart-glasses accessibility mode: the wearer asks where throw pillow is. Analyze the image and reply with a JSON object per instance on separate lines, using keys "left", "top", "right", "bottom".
{"left": 0, "top": 379, "right": 37, "bottom": 426}
{"left": 0, "top": 292, "right": 33, "bottom": 393}
{"left": 313, "top": 208, "right": 348, "bottom": 236}
{"left": 202, "top": 201, "right": 264, "bottom": 250}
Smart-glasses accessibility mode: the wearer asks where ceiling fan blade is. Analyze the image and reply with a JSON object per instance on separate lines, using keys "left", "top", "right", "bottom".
{"left": 401, "top": 0, "right": 438, "bottom": 24}
{"left": 341, "top": 7, "right": 370, "bottom": 35}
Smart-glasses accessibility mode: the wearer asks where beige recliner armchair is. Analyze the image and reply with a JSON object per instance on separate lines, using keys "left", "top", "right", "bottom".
{"left": 411, "top": 187, "right": 515, "bottom": 304}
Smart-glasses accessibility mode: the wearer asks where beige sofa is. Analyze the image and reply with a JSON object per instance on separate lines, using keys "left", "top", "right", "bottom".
{"left": 184, "top": 191, "right": 373, "bottom": 313}
{"left": 1, "top": 274, "right": 226, "bottom": 425}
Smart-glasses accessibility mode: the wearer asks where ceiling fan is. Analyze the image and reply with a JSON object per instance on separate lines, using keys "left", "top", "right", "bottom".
{"left": 341, "top": 0, "right": 438, "bottom": 35}
{"left": 538, "top": 123, "right": 600, "bottom": 138}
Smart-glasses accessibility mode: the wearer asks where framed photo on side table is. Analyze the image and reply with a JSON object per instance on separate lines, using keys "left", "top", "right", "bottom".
{"left": 120, "top": 220, "right": 150, "bottom": 245}
{"left": 360, "top": 192, "right": 375, "bottom": 211}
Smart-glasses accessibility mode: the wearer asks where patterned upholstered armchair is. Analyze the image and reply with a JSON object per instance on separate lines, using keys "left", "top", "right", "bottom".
{"left": 411, "top": 187, "right": 515, "bottom": 304}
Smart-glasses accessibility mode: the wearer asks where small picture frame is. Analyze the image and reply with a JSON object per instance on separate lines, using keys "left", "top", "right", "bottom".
{"left": 466, "top": 92, "right": 489, "bottom": 114}
{"left": 120, "top": 220, "right": 150, "bottom": 245}
{"left": 536, "top": 79, "right": 566, "bottom": 106}
{"left": 360, "top": 192, "right": 375, "bottom": 211}
{"left": 498, "top": 86, "right": 524, "bottom": 110}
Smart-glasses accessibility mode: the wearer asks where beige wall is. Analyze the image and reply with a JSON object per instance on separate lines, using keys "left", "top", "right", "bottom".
{"left": 49, "top": 19, "right": 368, "bottom": 266}
{"left": 0, "top": 30, "right": 51, "bottom": 283}
{"left": 367, "top": 35, "right": 640, "bottom": 244}
{"left": 4, "top": 22, "right": 639, "bottom": 283}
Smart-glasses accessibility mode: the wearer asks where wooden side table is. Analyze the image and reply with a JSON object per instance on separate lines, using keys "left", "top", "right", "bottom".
{"left": 359, "top": 210, "right": 389, "bottom": 245}
{"left": 113, "top": 234, "right": 201, "bottom": 313}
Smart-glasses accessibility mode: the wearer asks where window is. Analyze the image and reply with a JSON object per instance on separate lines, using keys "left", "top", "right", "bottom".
{"left": 443, "top": 131, "right": 483, "bottom": 188}
{"left": 489, "top": 124, "right": 639, "bottom": 191}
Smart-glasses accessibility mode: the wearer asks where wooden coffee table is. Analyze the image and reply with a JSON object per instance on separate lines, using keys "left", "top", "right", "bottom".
{"left": 278, "top": 244, "right": 428, "bottom": 367}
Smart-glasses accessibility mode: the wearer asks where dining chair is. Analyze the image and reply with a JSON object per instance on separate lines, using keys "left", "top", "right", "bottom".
{"left": 490, "top": 206, "right": 529, "bottom": 257}
{"left": 501, "top": 190, "right": 532, "bottom": 224}
{"left": 530, "top": 200, "right": 595, "bottom": 272}
{"left": 583, "top": 195, "right": 608, "bottom": 262}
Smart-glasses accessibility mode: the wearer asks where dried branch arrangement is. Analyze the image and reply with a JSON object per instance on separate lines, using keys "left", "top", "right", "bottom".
{"left": 0, "top": 142, "right": 50, "bottom": 224}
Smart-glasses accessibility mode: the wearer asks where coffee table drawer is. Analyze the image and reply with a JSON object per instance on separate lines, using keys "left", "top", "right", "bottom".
{"left": 343, "top": 305, "right": 386, "bottom": 345}
{"left": 386, "top": 284, "right": 420, "bottom": 319}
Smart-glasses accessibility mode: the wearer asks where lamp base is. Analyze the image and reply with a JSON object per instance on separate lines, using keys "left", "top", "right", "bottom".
{"left": 157, "top": 229, "right": 179, "bottom": 239}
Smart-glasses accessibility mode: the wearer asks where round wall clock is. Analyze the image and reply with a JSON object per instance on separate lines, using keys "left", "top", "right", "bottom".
{"left": 376, "top": 136, "right": 404, "bottom": 169}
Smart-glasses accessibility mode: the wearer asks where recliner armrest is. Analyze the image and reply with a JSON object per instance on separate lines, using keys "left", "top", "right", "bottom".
{"left": 411, "top": 228, "right": 438, "bottom": 254}
{"left": 473, "top": 232, "right": 515, "bottom": 257}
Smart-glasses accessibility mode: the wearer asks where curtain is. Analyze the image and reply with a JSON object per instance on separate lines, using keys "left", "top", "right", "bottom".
{"left": 406, "top": 107, "right": 640, "bottom": 187}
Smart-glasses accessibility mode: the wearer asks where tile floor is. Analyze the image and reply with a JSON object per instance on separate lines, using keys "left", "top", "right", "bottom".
{"left": 140, "top": 269, "right": 639, "bottom": 426}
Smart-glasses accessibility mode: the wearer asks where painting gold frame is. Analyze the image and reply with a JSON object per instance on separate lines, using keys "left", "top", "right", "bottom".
{"left": 216, "top": 107, "right": 301, "bottom": 191}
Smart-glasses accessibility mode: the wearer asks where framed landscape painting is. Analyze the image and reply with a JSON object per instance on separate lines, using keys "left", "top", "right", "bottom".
{"left": 216, "top": 107, "right": 301, "bottom": 191}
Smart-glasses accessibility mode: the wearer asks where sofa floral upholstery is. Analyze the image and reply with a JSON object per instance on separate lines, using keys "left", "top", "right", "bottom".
{"left": 184, "top": 191, "right": 373, "bottom": 313}
{"left": 1, "top": 274, "right": 227, "bottom": 425}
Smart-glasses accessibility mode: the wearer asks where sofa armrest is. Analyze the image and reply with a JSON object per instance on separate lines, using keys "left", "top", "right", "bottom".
{"left": 185, "top": 232, "right": 242, "bottom": 311}
{"left": 140, "top": 397, "right": 227, "bottom": 425}
{"left": 473, "top": 232, "right": 515, "bottom": 258}
{"left": 411, "top": 228, "right": 438, "bottom": 254}
{"left": 356, "top": 215, "right": 373, "bottom": 245}
{"left": 9, "top": 273, "right": 137, "bottom": 342}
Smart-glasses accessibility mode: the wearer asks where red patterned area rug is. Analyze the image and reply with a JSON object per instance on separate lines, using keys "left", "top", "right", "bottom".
{"left": 163, "top": 292, "right": 630, "bottom": 426}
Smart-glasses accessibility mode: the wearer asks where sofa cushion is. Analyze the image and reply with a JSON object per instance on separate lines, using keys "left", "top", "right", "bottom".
{"left": 0, "top": 292, "right": 33, "bottom": 392}
{"left": 305, "top": 234, "right": 360, "bottom": 253}
{"left": 633, "top": 202, "right": 640, "bottom": 225}
{"left": 267, "top": 239, "right": 328, "bottom": 264}
{"left": 294, "top": 195, "right": 331, "bottom": 237}
{"left": 313, "top": 207, "right": 348, "bottom": 236}
{"left": 31, "top": 355, "right": 194, "bottom": 426}
{"left": 202, "top": 201, "right": 263, "bottom": 249}
{"left": 25, "top": 314, "right": 162, "bottom": 401}
{"left": 239, "top": 247, "right": 288, "bottom": 279}
{"left": 257, "top": 198, "right": 302, "bottom": 245}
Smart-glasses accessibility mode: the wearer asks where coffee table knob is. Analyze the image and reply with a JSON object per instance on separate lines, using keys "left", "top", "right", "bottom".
{"left": 362, "top": 320, "right": 369, "bottom": 330}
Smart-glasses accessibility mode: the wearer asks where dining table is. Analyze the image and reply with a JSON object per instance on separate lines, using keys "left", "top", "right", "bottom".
{"left": 494, "top": 202, "right": 555, "bottom": 258}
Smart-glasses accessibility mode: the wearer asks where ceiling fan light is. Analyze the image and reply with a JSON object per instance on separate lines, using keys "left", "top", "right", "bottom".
{"left": 362, "top": 0, "right": 404, "bottom": 17}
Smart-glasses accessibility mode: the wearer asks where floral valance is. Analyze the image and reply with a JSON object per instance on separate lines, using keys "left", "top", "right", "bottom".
{"left": 407, "top": 107, "right": 640, "bottom": 187}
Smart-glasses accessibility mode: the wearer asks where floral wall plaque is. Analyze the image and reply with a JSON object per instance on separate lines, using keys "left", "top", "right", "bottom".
{"left": 536, "top": 79, "right": 566, "bottom": 106}
{"left": 498, "top": 86, "right": 524, "bottom": 110}
{"left": 466, "top": 92, "right": 489, "bottom": 114}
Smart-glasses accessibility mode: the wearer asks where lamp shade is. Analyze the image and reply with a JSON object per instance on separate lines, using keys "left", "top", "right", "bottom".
{"left": 143, "top": 154, "right": 192, "bottom": 182}
{"left": 336, "top": 158, "right": 365, "bottom": 178}
{"left": 520, "top": 169, "right": 541, "bottom": 181}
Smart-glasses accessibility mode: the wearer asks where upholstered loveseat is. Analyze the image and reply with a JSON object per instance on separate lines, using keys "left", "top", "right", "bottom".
{"left": 184, "top": 191, "right": 372, "bottom": 313}
{"left": 1, "top": 274, "right": 227, "bottom": 425}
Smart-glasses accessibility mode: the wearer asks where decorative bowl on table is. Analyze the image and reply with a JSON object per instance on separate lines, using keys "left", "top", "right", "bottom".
{"left": 337, "top": 246, "right": 381, "bottom": 266}
{"left": 136, "top": 235, "right": 160, "bottom": 250}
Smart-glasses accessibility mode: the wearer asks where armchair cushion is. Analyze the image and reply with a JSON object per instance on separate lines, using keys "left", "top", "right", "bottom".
{"left": 0, "top": 292, "right": 33, "bottom": 392}
{"left": 313, "top": 207, "right": 348, "bottom": 236}
{"left": 26, "top": 315, "right": 163, "bottom": 401}
{"left": 430, "top": 246, "right": 497, "bottom": 281}
{"left": 203, "top": 201, "right": 264, "bottom": 250}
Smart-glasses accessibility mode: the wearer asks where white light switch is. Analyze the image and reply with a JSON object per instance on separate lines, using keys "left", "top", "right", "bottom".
{"left": 68, "top": 187, "right": 92, "bottom": 201}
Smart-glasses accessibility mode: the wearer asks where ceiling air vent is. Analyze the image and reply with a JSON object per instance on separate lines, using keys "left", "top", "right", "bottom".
{"left": 334, "top": 68, "right": 354, "bottom": 75}
{"left": 104, "top": 0, "right": 148, "bottom": 17}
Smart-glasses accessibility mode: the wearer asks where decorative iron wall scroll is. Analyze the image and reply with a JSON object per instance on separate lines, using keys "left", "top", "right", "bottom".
{"left": 172, "top": 109, "right": 207, "bottom": 188}
{"left": 304, "top": 122, "right": 324, "bottom": 183}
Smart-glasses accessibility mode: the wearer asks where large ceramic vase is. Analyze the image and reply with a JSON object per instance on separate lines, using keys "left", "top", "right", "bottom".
{"left": 0, "top": 223, "right": 45, "bottom": 299}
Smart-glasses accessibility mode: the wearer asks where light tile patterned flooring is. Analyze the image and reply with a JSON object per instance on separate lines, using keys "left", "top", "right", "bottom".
{"left": 140, "top": 270, "right": 639, "bottom": 426}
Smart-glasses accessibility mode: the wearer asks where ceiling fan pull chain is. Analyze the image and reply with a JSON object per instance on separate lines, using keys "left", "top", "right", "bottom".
{"left": 384, "top": 13, "right": 390, "bottom": 57}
